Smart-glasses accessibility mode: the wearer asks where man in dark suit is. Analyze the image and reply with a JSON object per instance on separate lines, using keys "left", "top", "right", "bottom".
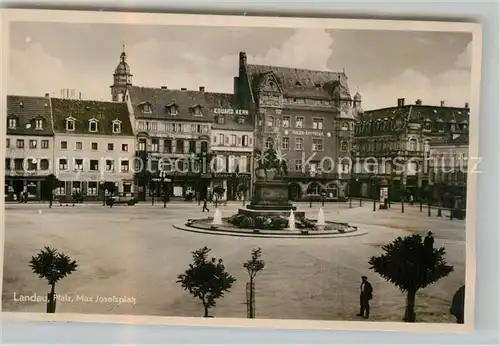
{"left": 450, "top": 285, "right": 465, "bottom": 324}
{"left": 357, "top": 276, "right": 373, "bottom": 319}
{"left": 424, "top": 231, "right": 434, "bottom": 251}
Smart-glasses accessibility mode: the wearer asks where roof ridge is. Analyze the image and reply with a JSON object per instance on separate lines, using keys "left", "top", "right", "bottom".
{"left": 130, "top": 85, "right": 233, "bottom": 96}
{"left": 247, "top": 63, "right": 342, "bottom": 75}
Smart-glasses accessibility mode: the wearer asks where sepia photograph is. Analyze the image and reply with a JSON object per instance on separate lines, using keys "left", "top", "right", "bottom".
{"left": 1, "top": 9, "right": 480, "bottom": 332}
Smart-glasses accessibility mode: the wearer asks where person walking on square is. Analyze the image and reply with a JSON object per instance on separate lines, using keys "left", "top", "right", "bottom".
{"left": 357, "top": 276, "right": 373, "bottom": 319}
{"left": 202, "top": 198, "right": 210, "bottom": 212}
{"left": 450, "top": 285, "right": 465, "bottom": 324}
{"left": 424, "top": 231, "right": 434, "bottom": 252}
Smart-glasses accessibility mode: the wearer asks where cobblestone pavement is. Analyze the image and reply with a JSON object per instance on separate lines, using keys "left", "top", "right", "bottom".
{"left": 2, "top": 201, "right": 466, "bottom": 323}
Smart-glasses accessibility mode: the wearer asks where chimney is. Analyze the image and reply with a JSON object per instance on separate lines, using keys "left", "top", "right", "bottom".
{"left": 79, "top": 92, "right": 82, "bottom": 100}
{"left": 181, "top": 88, "right": 187, "bottom": 91}
{"left": 239, "top": 52, "right": 247, "bottom": 67}
{"left": 161, "top": 86, "right": 167, "bottom": 89}
{"left": 415, "top": 99, "right": 422, "bottom": 105}
{"left": 397, "top": 98, "right": 405, "bottom": 107}
{"left": 465, "top": 102, "right": 469, "bottom": 109}
{"left": 45, "top": 93, "right": 50, "bottom": 98}
{"left": 440, "top": 100, "right": 445, "bottom": 107}
{"left": 233, "top": 76, "right": 239, "bottom": 95}
{"left": 199, "top": 86, "right": 205, "bottom": 92}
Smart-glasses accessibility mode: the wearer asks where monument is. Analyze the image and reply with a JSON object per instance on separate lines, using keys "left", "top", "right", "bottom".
{"left": 237, "top": 148, "right": 306, "bottom": 219}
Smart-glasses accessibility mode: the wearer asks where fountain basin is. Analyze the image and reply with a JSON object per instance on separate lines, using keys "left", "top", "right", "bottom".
{"left": 238, "top": 207, "right": 305, "bottom": 219}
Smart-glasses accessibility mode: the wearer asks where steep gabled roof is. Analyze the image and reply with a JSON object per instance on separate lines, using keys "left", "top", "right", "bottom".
{"left": 360, "top": 104, "right": 470, "bottom": 124}
{"left": 246, "top": 64, "right": 351, "bottom": 100}
{"left": 128, "top": 86, "right": 234, "bottom": 122}
{"left": 6, "top": 95, "right": 53, "bottom": 136}
{"left": 50, "top": 98, "right": 134, "bottom": 136}
{"left": 430, "top": 133, "right": 469, "bottom": 146}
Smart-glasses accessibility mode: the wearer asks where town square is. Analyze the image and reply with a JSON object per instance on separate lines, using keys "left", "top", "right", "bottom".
{"left": 2, "top": 201, "right": 465, "bottom": 323}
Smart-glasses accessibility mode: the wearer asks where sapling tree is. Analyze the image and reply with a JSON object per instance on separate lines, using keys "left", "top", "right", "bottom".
{"left": 243, "top": 247, "right": 266, "bottom": 318}
{"left": 177, "top": 246, "right": 236, "bottom": 317}
{"left": 29, "top": 246, "right": 78, "bottom": 313}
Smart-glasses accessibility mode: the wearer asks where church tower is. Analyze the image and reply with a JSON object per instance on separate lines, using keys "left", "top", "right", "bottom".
{"left": 110, "top": 44, "right": 133, "bottom": 102}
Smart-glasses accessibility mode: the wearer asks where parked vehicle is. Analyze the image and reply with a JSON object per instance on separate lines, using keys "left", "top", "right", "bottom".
{"left": 106, "top": 193, "right": 138, "bottom": 206}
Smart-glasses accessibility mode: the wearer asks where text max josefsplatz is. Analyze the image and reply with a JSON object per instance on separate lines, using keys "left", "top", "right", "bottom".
{"left": 13, "top": 292, "right": 136, "bottom": 305}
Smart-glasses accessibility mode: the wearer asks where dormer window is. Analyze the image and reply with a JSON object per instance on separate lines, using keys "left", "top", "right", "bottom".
{"left": 8, "top": 117, "right": 17, "bottom": 129}
{"left": 238, "top": 117, "right": 245, "bottom": 124}
{"left": 217, "top": 115, "right": 225, "bottom": 124}
{"left": 65, "top": 117, "right": 76, "bottom": 131}
{"left": 141, "top": 103, "right": 152, "bottom": 114}
{"left": 459, "top": 120, "right": 468, "bottom": 131}
{"left": 190, "top": 104, "right": 203, "bottom": 117}
{"left": 35, "top": 119, "right": 43, "bottom": 130}
{"left": 436, "top": 118, "right": 444, "bottom": 132}
{"left": 448, "top": 119, "right": 457, "bottom": 133}
{"left": 166, "top": 103, "right": 178, "bottom": 116}
{"left": 112, "top": 119, "right": 122, "bottom": 134}
{"left": 89, "top": 118, "right": 99, "bottom": 133}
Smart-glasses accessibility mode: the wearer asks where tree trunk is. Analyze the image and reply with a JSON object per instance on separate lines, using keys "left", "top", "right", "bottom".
{"left": 203, "top": 304, "right": 209, "bottom": 318}
{"left": 249, "top": 278, "right": 254, "bottom": 319}
{"left": 47, "top": 283, "right": 56, "bottom": 313}
{"left": 404, "top": 290, "right": 417, "bottom": 322}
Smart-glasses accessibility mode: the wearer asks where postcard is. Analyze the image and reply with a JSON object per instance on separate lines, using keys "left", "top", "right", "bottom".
{"left": 0, "top": 9, "right": 481, "bottom": 333}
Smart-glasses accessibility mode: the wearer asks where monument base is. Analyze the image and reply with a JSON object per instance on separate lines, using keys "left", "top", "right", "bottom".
{"left": 238, "top": 207, "right": 305, "bottom": 220}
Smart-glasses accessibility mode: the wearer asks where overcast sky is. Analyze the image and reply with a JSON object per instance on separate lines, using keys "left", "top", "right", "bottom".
{"left": 8, "top": 22, "right": 472, "bottom": 110}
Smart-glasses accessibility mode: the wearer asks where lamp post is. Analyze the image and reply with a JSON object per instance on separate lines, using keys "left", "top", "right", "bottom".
{"left": 418, "top": 173, "right": 423, "bottom": 212}
{"left": 400, "top": 171, "right": 406, "bottom": 214}
{"left": 160, "top": 170, "right": 168, "bottom": 208}
{"left": 349, "top": 148, "right": 357, "bottom": 209}
{"left": 322, "top": 191, "right": 326, "bottom": 207}
{"left": 371, "top": 175, "right": 377, "bottom": 212}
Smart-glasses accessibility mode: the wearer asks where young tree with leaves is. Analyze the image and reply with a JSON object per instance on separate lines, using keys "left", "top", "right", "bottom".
{"left": 243, "top": 247, "right": 266, "bottom": 318}
{"left": 43, "top": 174, "right": 60, "bottom": 208}
{"left": 29, "top": 246, "right": 78, "bottom": 313}
{"left": 368, "top": 234, "right": 453, "bottom": 322}
{"left": 177, "top": 246, "right": 236, "bottom": 317}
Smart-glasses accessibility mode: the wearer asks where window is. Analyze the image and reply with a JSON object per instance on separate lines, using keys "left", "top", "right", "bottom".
{"left": 5, "top": 158, "right": 11, "bottom": 170}
{"left": 192, "top": 106, "right": 203, "bottom": 116}
{"left": 168, "top": 106, "right": 178, "bottom": 116}
{"left": 106, "top": 160, "right": 115, "bottom": 172}
{"left": 201, "top": 141, "right": 208, "bottom": 153}
{"left": 409, "top": 138, "right": 418, "bottom": 151}
{"left": 61, "top": 141, "right": 67, "bottom": 150}
{"left": 217, "top": 115, "right": 225, "bottom": 124}
{"left": 76, "top": 142, "right": 83, "bottom": 150}
{"left": 282, "top": 137, "right": 289, "bottom": 150}
{"left": 8, "top": 118, "right": 17, "bottom": 129}
{"left": 66, "top": 118, "right": 75, "bottom": 131}
{"left": 295, "top": 137, "right": 304, "bottom": 150}
{"left": 112, "top": 121, "right": 121, "bottom": 134}
{"left": 59, "top": 158, "right": 68, "bottom": 170}
{"left": 218, "top": 134, "right": 224, "bottom": 145}
{"left": 35, "top": 119, "right": 43, "bottom": 130}
{"left": 294, "top": 159, "right": 302, "bottom": 171}
{"left": 87, "top": 182, "right": 98, "bottom": 195}
{"left": 90, "top": 159, "right": 99, "bottom": 171}
{"left": 238, "top": 117, "right": 245, "bottom": 124}
{"left": 340, "top": 141, "right": 347, "bottom": 152}
{"left": 282, "top": 116, "right": 290, "bottom": 128}
{"left": 151, "top": 138, "right": 159, "bottom": 152}
{"left": 295, "top": 117, "right": 304, "bottom": 128}
{"left": 123, "top": 183, "right": 132, "bottom": 194}
{"left": 313, "top": 118, "right": 324, "bottom": 130}
{"left": 74, "top": 159, "right": 83, "bottom": 171}
{"left": 121, "top": 160, "right": 129, "bottom": 172}
{"left": 265, "top": 138, "right": 273, "bottom": 149}
{"left": 14, "top": 159, "right": 23, "bottom": 170}
{"left": 242, "top": 135, "right": 249, "bottom": 147}
{"left": 89, "top": 120, "right": 98, "bottom": 132}
{"left": 312, "top": 138, "right": 323, "bottom": 151}
{"left": 41, "top": 140, "right": 49, "bottom": 149}
{"left": 231, "top": 135, "right": 237, "bottom": 146}
{"left": 267, "top": 116, "right": 274, "bottom": 128}
{"left": 160, "top": 139, "right": 171, "bottom": 153}
{"left": 27, "top": 159, "right": 37, "bottom": 171}
{"left": 189, "top": 140, "right": 196, "bottom": 153}
{"left": 122, "top": 144, "right": 128, "bottom": 152}
{"left": 91, "top": 142, "right": 98, "bottom": 151}
{"left": 29, "top": 140, "right": 37, "bottom": 149}
{"left": 55, "top": 181, "right": 65, "bottom": 195}
{"left": 6, "top": 138, "right": 10, "bottom": 148}
{"left": 176, "top": 139, "right": 184, "bottom": 154}
{"left": 341, "top": 122, "right": 349, "bottom": 130}
{"left": 142, "top": 104, "right": 152, "bottom": 114}
{"left": 107, "top": 143, "right": 114, "bottom": 151}
{"left": 16, "top": 139, "right": 24, "bottom": 148}
{"left": 138, "top": 139, "right": 147, "bottom": 151}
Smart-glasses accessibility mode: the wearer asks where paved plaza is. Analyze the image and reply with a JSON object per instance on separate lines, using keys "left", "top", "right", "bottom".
{"left": 2, "top": 201, "right": 465, "bottom": 323}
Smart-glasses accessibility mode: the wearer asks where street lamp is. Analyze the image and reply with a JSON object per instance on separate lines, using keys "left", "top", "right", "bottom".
{"left": 160, "top": 170, "right": 168, "bottom": 208}
{"left": 371, "top": 175, "right": 377, "bottom": 212}
{"left": 417, "top": 172, "right": 423, "bottom": 212}
{"left": 400, "top": 171, "right": 406, "bottom": 213}
{"left": 349, "top": 148, "right": 357, "bottom": 209}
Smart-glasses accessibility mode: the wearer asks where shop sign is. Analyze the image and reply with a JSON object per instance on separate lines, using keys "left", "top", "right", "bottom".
{"left": 213, "top": 108, "right": 249, "bottom": 115}
{"left": 291, "top": 130, "right": 324, "bottom": 137}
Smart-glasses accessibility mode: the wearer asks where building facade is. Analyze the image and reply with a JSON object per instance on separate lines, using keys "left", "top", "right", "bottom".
{"left": 428, "top": 133, "right": 468, "bottom": 210}
{"left": 354, "top": 98, "right": 470, "bottom": 202}
{"left": 233, "top": 52, "right": 357, "bottom": 201}
{"left": 5, "top": 95, "right": 55, "bottom": 201}
{"left": 51, "top": 98, "right": 136, "bottom": 200}
{"left": 211, "top": 107, "right": 254, "bottom": 200}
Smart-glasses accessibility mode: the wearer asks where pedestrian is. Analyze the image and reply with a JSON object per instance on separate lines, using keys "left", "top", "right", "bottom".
{"left": 357, "top": 275, "right": 373, "bottom": 319}
{"left": 202, "top": 198, "right": 210, "bottom": 212}
{"left": 424, "top": 231, "right": 434, "bottom": 251}
{"left": 409, "top": 194, "right": 414, "bottom": 205}
{"left": 450, "top": 285, "right": 465, "bottom": 324}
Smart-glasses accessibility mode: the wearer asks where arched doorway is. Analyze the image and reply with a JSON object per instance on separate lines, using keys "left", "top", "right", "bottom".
{"left": 289, "top": 182, "right": 302, "bottom": 201}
